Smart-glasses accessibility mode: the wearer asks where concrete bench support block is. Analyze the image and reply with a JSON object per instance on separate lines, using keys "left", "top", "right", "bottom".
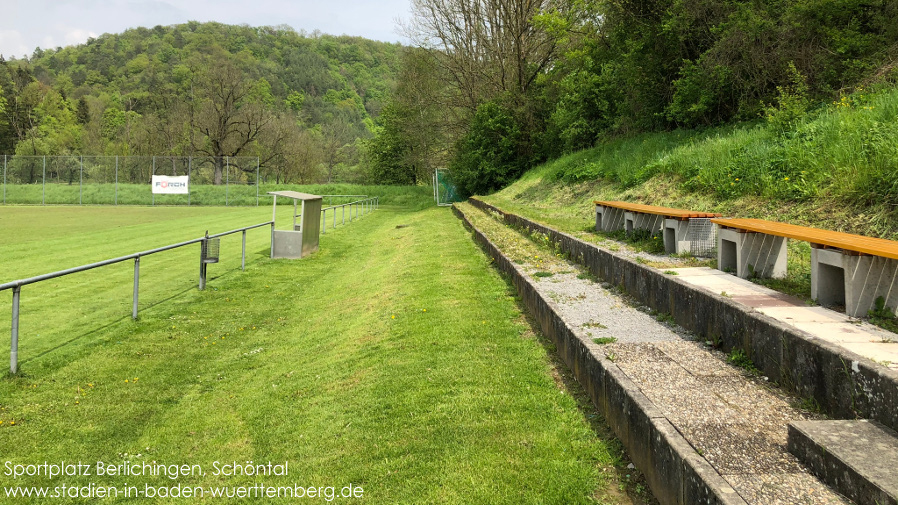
{"left": 624, "top": 211, "right": 664, "bottom": 237}
{"left": 812, "top": 247, "right": 898, "bottom": 318}
{"left": 664, "top": 219, "right": 690, "bottom": 255}
{"left": 718, "top": 228, "right": 787, "bottom": 279}
{"left": 788, "top": 419, "right": 898, "bottom": 505}
{"left": 596, "top": 205, "right": 626, "bottom": 232}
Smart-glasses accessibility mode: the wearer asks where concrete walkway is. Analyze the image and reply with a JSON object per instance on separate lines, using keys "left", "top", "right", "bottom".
{"left": 669, "top": 268, "right": 898, "bottom": 371}
{"left": 534, "top": 273, "right": 850, "bottom": 505}
{"left": 457, "top": 202, "right": 852, "bottom": 504}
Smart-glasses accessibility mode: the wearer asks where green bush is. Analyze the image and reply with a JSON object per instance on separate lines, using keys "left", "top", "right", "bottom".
{"left": 452, "top": 100, "right": 530, "bottom": 197}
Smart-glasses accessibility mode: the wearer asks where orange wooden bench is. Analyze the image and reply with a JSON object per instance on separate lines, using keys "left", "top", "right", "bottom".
{"left": 712, "top": 217, "right": 898, "bottom": 317}
{"left": 594, "top": 201, "right": 721, "bottom": 254}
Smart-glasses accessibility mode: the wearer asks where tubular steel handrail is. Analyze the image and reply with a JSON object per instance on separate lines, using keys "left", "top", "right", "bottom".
{"left": 319, "top": 197, "right": 379, "bottom": 234}
{"left": 2, "top": 220, "right": 274, "bottom": 374}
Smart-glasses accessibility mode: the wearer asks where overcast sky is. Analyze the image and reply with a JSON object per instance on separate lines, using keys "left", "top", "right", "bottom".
{"left": 0, "top": 0, "right": 412, "bottom": 59}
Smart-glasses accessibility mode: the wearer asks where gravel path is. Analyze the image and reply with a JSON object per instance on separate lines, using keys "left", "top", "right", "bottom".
{"left": 458, "top": 202, "right": 852, "bottom": 505}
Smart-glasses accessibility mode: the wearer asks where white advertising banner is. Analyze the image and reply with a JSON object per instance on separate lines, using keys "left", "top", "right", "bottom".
{"left": 152, "top": 175, "right": 189, "bottom": 194}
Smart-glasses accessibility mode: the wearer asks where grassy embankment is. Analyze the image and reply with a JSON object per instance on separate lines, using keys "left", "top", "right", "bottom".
{"left": 0, "top": 193, "right": 633, "bottom": 504}
{"left": 0, "top": 183, "right": 433, "bottom": 208}
{"left": 481, "top": 84, "right": 898, "bottom": 302}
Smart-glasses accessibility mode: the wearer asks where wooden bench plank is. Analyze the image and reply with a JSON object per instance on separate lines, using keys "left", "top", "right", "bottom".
{"left": 712, "top": 218, "right": 898, "bottom": 260}
{"left": 594, "top": 200, "right": 721, "bottom": 219}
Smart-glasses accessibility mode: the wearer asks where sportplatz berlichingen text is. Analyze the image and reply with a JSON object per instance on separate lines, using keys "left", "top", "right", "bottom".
{"left": 5, "top": 460, "right": 287, "bottom": 479}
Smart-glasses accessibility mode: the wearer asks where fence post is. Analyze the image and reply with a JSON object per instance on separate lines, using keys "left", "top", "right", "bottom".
{"left": 256, "top": 157, "right": 260, "bottom": 207}
{"left": 115, "top": 156, "right": 118, "bottom": 205}
{"left": 132, "top": 257, "right": 140, "bottom": 320}
{"left": 188, "top": 157, "right": 191, "bottom": 207}
{"left": 152, "top": 156, "right": 155, "bottom": 206}
{"left": 321, "top": 209, "right": 326, "bottom": 234}
{"left": 342, "top": 205, "right": 345, "bottom": 225}
{"left": 199, "top": 242, "right": 207, "bottom": 291}
{"left": 334, "top": 207, "right": 337, "bottom": 229}
{"left": 270, "top": 222, "right": 275, "bottom": 259}
{"left": 3, "top": 154, "right": 6, "bottom": 205}
{"left": 225, "top": 156, "right": 229, "bottom": 207}
{"left": 42, "top": 156, "right": 46, "bottom": 206}
{"left": 10, "top": 286, "right": 20, "bottom": 374}
{"left": 241, "top": 230, "right": 247, "bottom": 271}
{"left": 79, "top": 155, "right": 83, "bottom": 205}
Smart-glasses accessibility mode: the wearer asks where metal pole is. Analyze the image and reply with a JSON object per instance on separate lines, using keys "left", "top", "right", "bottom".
{"left": 79, "top": 155, "right": 83, "bottom": 205}
{"left": 42, "top": 156, "right": 46, "bottom": 206}
{"left": 199, "top": 242, "right": 206, "bottom": 291}
{"left": 270, "top": 196, "right": 276, "bottom": 259}
{"left": 188, "top": 157, "right": 191, "bottom": 206}
{"left": 3, "top": 154, "right": 6, "bottom": 204}
{"left": 334, "top": 207, "right": 336, "bottom": 229}
{"left": 342, "top": 205, "right": 345, "bottom": 225}
{"left": 10, "top": 286, "right": 20, "bottom": 374}
{"left": 115, "top": 156, "right": 118, "bottom": 205}
{"left": 241, "top": 230, "right": 246, "bottom": 271}
{"left": 321, "top": 209, "right": 326, "bottom": 234}
{"left": 152, "top": 156, "right": 155, "bottom": 206}
{"left": 225, "top": 156, "right": 229, "bottom": 207}
{"left": 256, "top": 157, "right": 260, "bottom": 207}
{"left": 132, "top": 257, "right": 140, "bottom": 320}
{"left": 293, "top": 200, "right": 297, "bottom": 230}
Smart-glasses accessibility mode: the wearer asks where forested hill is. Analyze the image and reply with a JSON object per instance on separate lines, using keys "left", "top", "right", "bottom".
{"left": 0, "top": 22, "right": 401, "bottom": 183}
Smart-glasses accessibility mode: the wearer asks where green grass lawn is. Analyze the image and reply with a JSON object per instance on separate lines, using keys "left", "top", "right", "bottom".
{"left": 0, "top": 204, "right": 628, "bottom": 504}
{"left": 0, "top": 183, "right": 433, "bottom": 208}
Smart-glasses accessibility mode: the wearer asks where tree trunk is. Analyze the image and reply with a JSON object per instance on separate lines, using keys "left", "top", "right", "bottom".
{"left": 214, "top": 157, "right": 223, "bottom": 185}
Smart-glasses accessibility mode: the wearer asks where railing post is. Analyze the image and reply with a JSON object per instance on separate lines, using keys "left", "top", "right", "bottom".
{"left": 79, "top": 155, "right": 83, "bottom": 205}
{"left": 241, "top": 230, "right": 246, "bottom": 271}
{"left": 115, "top": 156, "right": 118, "bottom": 205}
{"left": 225, "top": 156, "right": 229, "bottom": 207}
{"left": 256, "top": 157, "right": 260, "bottom": 207}
{"left": 42, "top": 156, "right": 46, "bottom": 206}
{"left": 152, "top": 156, "right": 155, "bottom": 206}
{"left": 3, "top": 154, "right": 7, "bottom": 204}
{"left": 188, "top": 156, "right": 191, "bottom": 207}
{"left": 270, "top": 222, "right": 275, "bottom": 259}
{"left": 10, "top": 286, "right": 20, "bottom": 374}
{"left": 132, "top": 257, "right": 140, "bottom": 320}
{"left": 334, "top": 207, "right": 337, "bottom": 229}
{"left": 199, "top": 244, "right": 207, "bottom": 291}
{"left": 321, "top": 209, "right": 326, "bottom": 234}
{"left": 342, "top": 205, "right": 345, "bottom": 225}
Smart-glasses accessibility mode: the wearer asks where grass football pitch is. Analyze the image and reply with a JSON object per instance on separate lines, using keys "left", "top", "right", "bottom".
{"left": 0, "top": 202, "right": 628, "bottom": 504}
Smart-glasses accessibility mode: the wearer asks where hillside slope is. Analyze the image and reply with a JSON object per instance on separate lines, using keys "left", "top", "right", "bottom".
{"left": 482, "top": 83, "right": 898, "bottom": 241}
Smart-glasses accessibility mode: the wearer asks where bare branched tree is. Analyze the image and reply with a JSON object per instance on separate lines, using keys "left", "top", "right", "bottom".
{"left": 189, "top": 55, "right": 274, "bottom": 185}
{"left": 403, "top": 0, "right": 578, "bottom": 114}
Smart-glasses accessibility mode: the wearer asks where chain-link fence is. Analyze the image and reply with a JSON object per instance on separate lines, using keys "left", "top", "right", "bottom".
{"left": 0, "top": 155, "right": 262, "bottom": 206}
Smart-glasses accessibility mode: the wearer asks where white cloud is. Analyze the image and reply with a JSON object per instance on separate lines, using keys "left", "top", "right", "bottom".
{"left": 0, "top": 29, "right": 29, "bottom": 59}
{"left": 64, "top": 28, "right": 99, "bottom": 46}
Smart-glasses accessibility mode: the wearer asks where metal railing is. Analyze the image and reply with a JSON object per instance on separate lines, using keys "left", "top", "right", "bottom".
{"left": 320, "top": 197, "right": 379, "bottom": 233}
{"left": 0, "top": 221, "right": 274, "bottom": 374}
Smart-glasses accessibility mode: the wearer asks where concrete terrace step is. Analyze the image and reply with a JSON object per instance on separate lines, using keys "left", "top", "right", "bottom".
{"left": 454, "top": 203, "right": 853, "bottom": 505}
{"left": 788, "top": 420, "right": 898, "bottom": 505}
{"left": 668, "top": 268, "right": 898, "bottom": 370}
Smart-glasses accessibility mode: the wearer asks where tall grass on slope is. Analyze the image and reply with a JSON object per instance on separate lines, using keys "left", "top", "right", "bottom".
{"left": 541, "top": 84, "right": 898, "bottom": 219}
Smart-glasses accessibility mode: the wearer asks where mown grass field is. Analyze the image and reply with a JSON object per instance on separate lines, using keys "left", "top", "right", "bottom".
{"left": 0, "top": 183, "right": 433, "bottom": 208}
{"left": 0, "top": 201, "right": 631, "bottom": 504}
